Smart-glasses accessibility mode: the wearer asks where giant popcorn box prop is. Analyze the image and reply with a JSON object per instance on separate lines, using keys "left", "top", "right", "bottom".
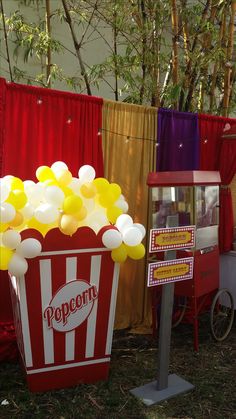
{"left": 9, "top": 227, "right": 120, "bottom": 392}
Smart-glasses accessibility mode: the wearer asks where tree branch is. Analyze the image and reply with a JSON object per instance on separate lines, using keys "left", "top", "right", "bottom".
{"left": 61, "top": 0, "right": 91, "bottom": 95}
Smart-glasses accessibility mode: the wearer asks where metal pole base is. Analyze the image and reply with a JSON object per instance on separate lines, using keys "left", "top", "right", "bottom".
{"left": 130, "top": 374, "right": 194, "bottom": 406}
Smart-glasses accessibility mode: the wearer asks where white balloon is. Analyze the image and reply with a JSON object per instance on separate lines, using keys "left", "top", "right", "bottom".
{"left": 25, "top": 185, "right": 42, "bottom": 206}
{"left": 2, "top": 176, "right": 13, "bottom": 190}
{"left": 34, "top": 203, "right": 59, "bottom": 224}
{"left": 16, "top": 238, "right": 42, "bottom": 259}
{"left": 20, "top": 203, "right": 34, "bottom": 220}
{"left": 51, "top": 161, "right": 68, "bottom": 172}
{"left": 123, "top": 227, "right": 142, "bottom": 246}
{"left": 0, "top": 203, "right": 16, "bottom": 223}
{"left": 0, "top": 179, "right": 10, "bottom": 202}
{"left": 86, "top": 220, "right": 103, "bottom": 233}
{"left": 69, "top": 178, "right": 82, "bottom": 195}
{"left": 23, "top": 180, "right": 36, "bottom": 193}
{"left": 78, "top": 165, "right": 96, "bottom": 183}
{"left": 102, "top": 229, "right": 123, "bottom": 249}
{"left": 86, "top": 209, "right": 108, "bottom": 233}
{"left": 83, "top": 198, "right": 95, "bottom": 213}
{"left": 115, "top": 214, "right": 133, "bottom": 233}
{"left": 2, "top": 230, "right": 21, "bottom": 249}
{"left": 3, "top": 175, "right": 13, "bottom": 181}
{"left": 115, "top": 199, "right": 129, "bottom": 213}
{"left": 44, "top": 186, "right": 65, "bottom": 207}
{"left": 133, "top": 223, "right": 146, "bottom": 239}
{"left": 35, "top": 182, "right": 45, "bottom": 198}
{"left": 8, "top": 253, "right": 28, "bottom": 276}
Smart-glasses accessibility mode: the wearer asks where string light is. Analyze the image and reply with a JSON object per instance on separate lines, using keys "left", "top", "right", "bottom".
{"left": 37, "top": 98, "right": 43, "bottom": 105}
{"left": 66, "top": 117, "right": 72, "bottom": 124}
{"left": 97, "top": 127, "right": 199, "bottom": 148}
{"left": 204, "top": 139, "right": 208, "bottom": 144}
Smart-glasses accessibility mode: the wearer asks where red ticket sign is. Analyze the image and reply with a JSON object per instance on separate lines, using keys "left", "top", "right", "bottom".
{"left": 147, "top": 257, "right": 194, "bottom": 287}
{"left": 149, "top": 226, "right": 195, "bottom": 252}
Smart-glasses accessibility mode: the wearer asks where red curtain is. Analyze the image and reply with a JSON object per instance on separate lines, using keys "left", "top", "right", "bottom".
{"left": 198, "top": 113, "right": 227, "bottom": 170}
{"left": 219, "top": 134, "right": 236, "bottom": 252}
{"left": 0, "top": 78, "right": 104, "bottom": 360}
{"left": 199, "top": 114, "right": 236, "bottom": 252}
{"left": 0, "top": 78, "right": 104, "bottom": 178}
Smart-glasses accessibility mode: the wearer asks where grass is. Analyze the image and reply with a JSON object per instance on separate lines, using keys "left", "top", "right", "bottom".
{"left": 0, "top": 317, "right": 236, "bottom": 419}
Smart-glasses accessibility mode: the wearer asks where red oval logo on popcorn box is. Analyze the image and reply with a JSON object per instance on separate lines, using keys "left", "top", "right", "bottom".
{"left": 43, "top": 280, "right": 98, "bottom": 332}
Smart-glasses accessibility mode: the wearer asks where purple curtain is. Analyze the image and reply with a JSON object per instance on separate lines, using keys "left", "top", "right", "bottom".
{"left": 156, "top": 108, "right": 200, "bottom": 171}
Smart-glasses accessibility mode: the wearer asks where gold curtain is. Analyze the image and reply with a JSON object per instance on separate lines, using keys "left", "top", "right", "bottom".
{"left": 102, "top": 100, "right": 157, "bottom": 332}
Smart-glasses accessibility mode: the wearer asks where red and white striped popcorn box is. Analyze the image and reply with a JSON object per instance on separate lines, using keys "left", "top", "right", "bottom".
{"left": 9, "top": 227, "right": 120, "bottom": 392}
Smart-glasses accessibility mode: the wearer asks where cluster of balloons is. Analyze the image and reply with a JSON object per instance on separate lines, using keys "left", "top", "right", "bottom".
{"left": 0, "top": 229, "right": 42, "bottom": 276}
{"left": 0, "top": 161, "right": 146, "bottom": 272}
{"left": 101, "top": 214, "right": 146, "bottom": 263}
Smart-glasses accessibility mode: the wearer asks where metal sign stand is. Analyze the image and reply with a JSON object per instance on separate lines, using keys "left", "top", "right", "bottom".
{"left": 130, "top": 217, "right": 194, "bottom": 406}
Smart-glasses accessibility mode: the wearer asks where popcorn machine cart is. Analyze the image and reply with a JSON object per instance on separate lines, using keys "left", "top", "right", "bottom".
{"left": 147, "top": 171, "right": 234, "bottom": 351}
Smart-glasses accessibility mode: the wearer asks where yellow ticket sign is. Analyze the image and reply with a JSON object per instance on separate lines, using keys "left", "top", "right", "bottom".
{"left": 148, "top": 257, "right": 194, "bottom": 287}
{"left": 149, "top": 226, "right": 195, "bottom": 252}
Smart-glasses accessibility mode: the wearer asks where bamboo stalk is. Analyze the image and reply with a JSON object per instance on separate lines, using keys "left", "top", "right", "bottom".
{"left": 209, "top": 3, "right": 226, "bottom": 112}
{"left": 222, "top": 1, "right": 236, "bottom": 116}
{"left": 139, "top": 0, "right": 147, "bottom": 104}
{"left": 151, "top": 2, "right": 161, "bottom": 107}
{"left": 171, "top": 0, "right": 179, "bottom": 109}
{"left": 178, "top": 0, "right": 189, "bottom": 110}
{"left": 45, "top": 0, "right": 51, "bottom": 87}
{"left": 61, "top": 0, "right": 91, "bottom": 95}
{"left": 113, "top": 4, "right": 118, "bottom": 101}
{"left": 199, "top": 1, "right": 219, "bottom": 112}
{"left": 183, "top": 0, "right": 212, "bottom": 111}
{"left": 0, "top": 0, "right": 13, "bottom": 81}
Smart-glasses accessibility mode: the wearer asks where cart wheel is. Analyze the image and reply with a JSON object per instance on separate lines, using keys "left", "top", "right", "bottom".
{"left": 210, "top": 289, "right": 234, "bottom": 341}
{"left": 172, "top": 295, "right": 187, "bottom": 328}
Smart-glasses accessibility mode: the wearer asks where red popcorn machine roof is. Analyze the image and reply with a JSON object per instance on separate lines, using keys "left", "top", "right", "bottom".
{"left": 147, "top": 171, "right": 221, "bottom": 187}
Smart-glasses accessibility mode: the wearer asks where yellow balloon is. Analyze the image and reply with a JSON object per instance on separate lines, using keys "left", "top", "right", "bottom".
{"left": 10, "top": 177, "right": 24, "bottom": 191}
{"left": 63, "top": 195, "right": 83, "bottom": 214}
{"left": 55, "top": 169, "right": 72, "bottom": 186}
{"left": 74, "top": 206, "right": 87, "bottom": 221}
{"left": 111, "top": 244, "right": 128, "bottom": 263}
{"left": 125, "top": 243, "right": 146, "bottom": 260}
{"left": 59, "top": 214, "right": 79, "bottom": 236}
{"left": 99, "top": 191, "right": 117, "bottom": 208}
{"left": 36, "top": 166, "right": 56, "bottom": 182}
{"left": 93, "top": 178, "right": 110, "bottom": 194}
{"left": 0, "top": 223, "right": 9, "bottom": 232}
{"left": 106, "top": 206, "right": 123, "bottom": 224}
{"left": 60, "top": 185, "right": 73, "bottom": 197}
{"left": 0, "top": 246, "right": 13, "bottom": 270}
{"left": 9, "top": 211, "right": 24, "bottom": 227}
{"left": 109, "top": 183, "right": 121, "bottom": 200}
{"left": 7, "top": 190, "right": 27, "bottom": 210}
{"left": 80, "top": 182, "right": 97, "bottom": 199}
{"left": 43, "top": 179, "right": 58, "bottom": 187}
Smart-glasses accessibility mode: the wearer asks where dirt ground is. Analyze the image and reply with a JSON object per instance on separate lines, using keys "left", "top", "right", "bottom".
{"left": 0, "top": 316, "right": 235, "bottom": 419}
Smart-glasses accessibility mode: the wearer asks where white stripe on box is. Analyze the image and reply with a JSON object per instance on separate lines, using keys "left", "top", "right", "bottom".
{"left": 85, "top": 255, "right": 102, "bottom": 358}
{"left": 65, "top": 257, "right": 77, "bottom": 362}
{"left": 41, "top": 248, "right": 109, "bottom": 256}
{"left": 26, "top": 356, "right": 110, "bottom": 375}
{"left": 40, "top": 259, "right": 54, "bottom": 365}
{"left": 105, "top": 263, "right": 120, "bottom": 355}
{"left": 18, "top": 275, "right": 33, "bottom": 367}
